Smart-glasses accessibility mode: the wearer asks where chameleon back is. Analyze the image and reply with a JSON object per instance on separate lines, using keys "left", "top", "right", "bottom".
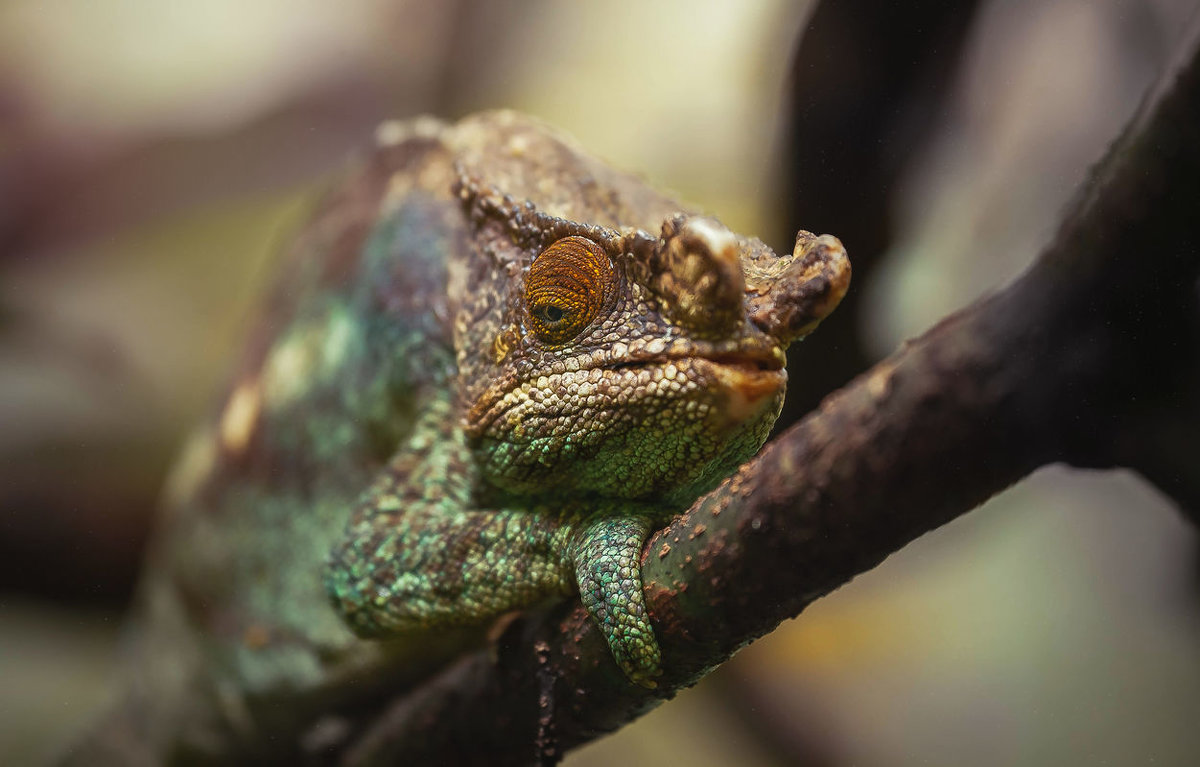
{"left": 132, "top": 124, "right": 470, "bottom": 734}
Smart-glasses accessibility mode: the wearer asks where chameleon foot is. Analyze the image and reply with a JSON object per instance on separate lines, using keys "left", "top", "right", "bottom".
{"left": 571, "top": 512, "right": 661, "bottom": 687}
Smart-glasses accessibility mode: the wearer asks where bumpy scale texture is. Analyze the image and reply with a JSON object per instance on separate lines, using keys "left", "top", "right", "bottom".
{"left": 150, "top": 111, "right": 849, "bottom": 701}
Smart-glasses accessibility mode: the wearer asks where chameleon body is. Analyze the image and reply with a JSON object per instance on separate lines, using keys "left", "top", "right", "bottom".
{"left": 123, "top": 111, "right": 848, "bottom": 755}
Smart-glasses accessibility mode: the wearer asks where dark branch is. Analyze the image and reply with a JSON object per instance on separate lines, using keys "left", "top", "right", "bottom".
{"left": 775, "top": 0, "right": 984, "bottom": 422}
{"left": 339, "top": 22, "right": 1200, "bottom": 767}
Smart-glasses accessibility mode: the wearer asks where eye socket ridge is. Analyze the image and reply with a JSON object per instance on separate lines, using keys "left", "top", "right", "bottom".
{"left": 524, "top": 236, "right": 615, "bottom": 346}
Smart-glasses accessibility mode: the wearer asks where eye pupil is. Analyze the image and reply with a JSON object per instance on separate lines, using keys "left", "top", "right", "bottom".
{"left": 542, "top": 305, "right": 564, "bottom": 322}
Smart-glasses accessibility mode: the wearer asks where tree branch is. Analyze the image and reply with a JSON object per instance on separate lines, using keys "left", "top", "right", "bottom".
{"left": 339, "top": 21, "right": 1200, "bottom": 767}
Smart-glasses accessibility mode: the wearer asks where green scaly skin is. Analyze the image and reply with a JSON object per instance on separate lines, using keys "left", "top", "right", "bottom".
{"left": 127, "top": 111, "right": 848, "bottom": 756}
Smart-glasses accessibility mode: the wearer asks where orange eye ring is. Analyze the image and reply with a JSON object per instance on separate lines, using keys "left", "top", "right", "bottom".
{"left": 525, "top": 236, "right": 614, "bottom": 345}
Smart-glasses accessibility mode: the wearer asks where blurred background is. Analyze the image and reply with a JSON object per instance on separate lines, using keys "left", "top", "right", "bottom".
{"left": 2, "top": 0, "right": 1199, "bottom": 764}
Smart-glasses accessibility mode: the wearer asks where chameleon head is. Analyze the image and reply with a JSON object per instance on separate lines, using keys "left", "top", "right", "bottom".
{"left": 459, "top": 212, "right": 849, "bottom": 504}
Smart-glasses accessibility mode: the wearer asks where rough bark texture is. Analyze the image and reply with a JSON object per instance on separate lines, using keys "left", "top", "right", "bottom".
{"left": 334, "top": 23, "right": 1200, "bottom": 767}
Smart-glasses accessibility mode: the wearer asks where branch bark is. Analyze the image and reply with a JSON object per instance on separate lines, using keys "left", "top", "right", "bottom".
{"left": 339, "top": 22, "right": 1200, "bottom": 767}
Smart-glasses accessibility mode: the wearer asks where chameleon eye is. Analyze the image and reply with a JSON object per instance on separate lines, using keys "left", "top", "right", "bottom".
{"left": 524, "top": 236, "right": 614, "bottom": 345}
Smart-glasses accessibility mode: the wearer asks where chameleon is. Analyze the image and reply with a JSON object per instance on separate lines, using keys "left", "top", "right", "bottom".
{"left": 87, "top": 111, "right": 848, "bottom": 759}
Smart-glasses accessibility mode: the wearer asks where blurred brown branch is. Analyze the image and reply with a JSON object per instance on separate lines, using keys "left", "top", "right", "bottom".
{"left": 338, "top": 21, "right": 1200, "bottom": 767}
{"left": 775, "top": 0, "right": 984, "bottom": 422}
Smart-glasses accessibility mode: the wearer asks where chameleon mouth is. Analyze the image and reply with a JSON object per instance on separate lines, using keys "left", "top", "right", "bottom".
{"left": 600, "top": 349, "right": 785, "bottom": 410}
{"left": 600, "top": 347, "right": 785, "bottom": 374}
{"left": 696, "top": 355, "right": 786, "bottom": 407}
{"left": 699, "top": 350, "right": 784, "bottom": 373}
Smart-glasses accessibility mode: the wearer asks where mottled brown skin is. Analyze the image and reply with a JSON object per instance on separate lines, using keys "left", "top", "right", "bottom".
{"left": 123, "top": 111, "right": 847, "bottom": 757}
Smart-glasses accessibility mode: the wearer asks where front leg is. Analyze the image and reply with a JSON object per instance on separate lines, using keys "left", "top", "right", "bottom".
{"left": 325, "top": 497, "right": 578, "bottom": 637}
{"left": 325, "top": 473, "right": 667, "bottom": 685}
{"left": 325, "top": 496, "right": 667, "bottom": 687}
